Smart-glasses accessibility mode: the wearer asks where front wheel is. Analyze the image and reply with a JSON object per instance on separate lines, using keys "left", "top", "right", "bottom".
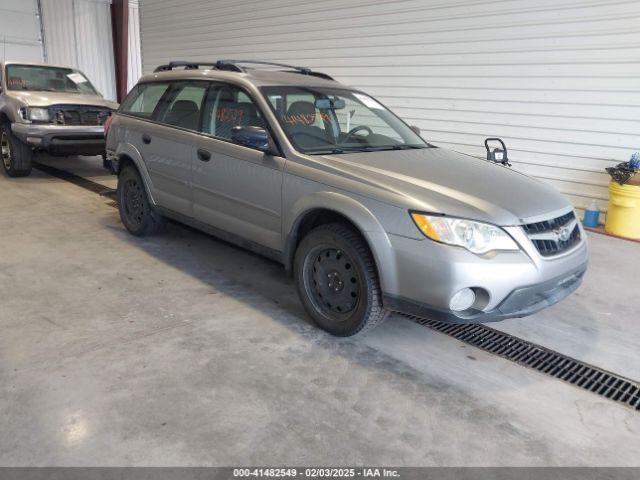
{"left": 117, "top": 165, "right": 165, "bottom": 236}
{"left": 294, "top": 223, "right": 388, "bottom": 336}
{"left": 1, "top": 122, "right": 33, "bottom": 177}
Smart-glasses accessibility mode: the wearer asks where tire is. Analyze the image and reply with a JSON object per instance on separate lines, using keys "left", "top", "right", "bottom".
{"left": 117, "top": 165, "right": 165, "bottom": 236}
{"left": 294, "top": 223, "right": 388, "bottom": 336}
{"left": 1, "top": 122, "right": 33, "bottom": 177}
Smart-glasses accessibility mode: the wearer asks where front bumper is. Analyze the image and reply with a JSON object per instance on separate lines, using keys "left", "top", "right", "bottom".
{"left": 384, "top": 261, "right": 587, "bottom": 323}
{"left": 12, "top": 123, "right": 105, "bottom": 156}
{"left": 381, "top": 224, "right": 589, "bottom": 323}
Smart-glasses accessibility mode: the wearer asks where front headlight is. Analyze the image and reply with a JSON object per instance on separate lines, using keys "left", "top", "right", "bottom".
{"left": 28, "top": 107, "right": 52, "bottom": 122}
{"left": 411, "top": 212, "right": 519, "bottom": 255}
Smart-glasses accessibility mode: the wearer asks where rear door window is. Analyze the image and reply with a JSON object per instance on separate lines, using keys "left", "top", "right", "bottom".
{"left": 120, "top": 82, "right": 171, "bottom": 119}
{"left": 156, "top": 81, "right": 208, "bottom": 131}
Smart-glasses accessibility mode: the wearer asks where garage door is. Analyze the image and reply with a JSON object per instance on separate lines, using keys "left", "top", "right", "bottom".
{"left": 40, "top": 0, "right": 117, "bottom": 101}
{"left": 0, "top": 0, "right": 43, "bottom": 62}
{"left": 138, "top": 0, "right": 640, "bottom": 217}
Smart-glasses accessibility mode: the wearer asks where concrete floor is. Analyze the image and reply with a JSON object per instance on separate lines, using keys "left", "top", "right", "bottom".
{"left": 0, "top": 155, "right": 639, "bottom": 466}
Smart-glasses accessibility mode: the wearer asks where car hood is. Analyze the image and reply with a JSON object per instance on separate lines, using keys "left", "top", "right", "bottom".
{"left": 7, "top": 91, "right": 118, "bottom": 110}
{"left": 318, "top": 147, "right": 571, "bottom": 226}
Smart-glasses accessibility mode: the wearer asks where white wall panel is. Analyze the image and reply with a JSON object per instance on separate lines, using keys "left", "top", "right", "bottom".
{"left": 41, "top": 0, "right": 117, "bottom": 100}
{"left": 127, "top": 0, "right": 142, "bottom": 92}
{"left": 139, "top": 0, "right": 640, "bottom": 216}
{"left": 0, "top": 0, "right": 43, "bottom": 62}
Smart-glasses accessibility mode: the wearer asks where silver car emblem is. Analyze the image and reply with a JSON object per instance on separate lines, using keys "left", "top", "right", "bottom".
{"left": 555, "top": 226, "right": 572, "bottom": 242}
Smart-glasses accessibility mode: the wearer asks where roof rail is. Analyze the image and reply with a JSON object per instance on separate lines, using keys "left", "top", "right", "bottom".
{"left": 153, "top": 61, "right": 220, "bottom": 72}
{"left": 153, "top": 59, "right": 334, "bottom": 80}
{"left": 215, "top": 60, "right": 334, "bottom": 80}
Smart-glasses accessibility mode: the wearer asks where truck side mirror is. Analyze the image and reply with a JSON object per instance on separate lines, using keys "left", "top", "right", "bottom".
{"left": 484, "top": 138, "right": 511, "bottom": 167}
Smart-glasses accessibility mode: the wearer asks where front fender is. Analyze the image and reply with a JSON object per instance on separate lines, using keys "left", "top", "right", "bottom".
{"left": 115, "top": 142, "right": 157, "bottom": 206}
{"left": 0, "top": 96, "right": 26, "bottom": 124}
{"left": 284, "top": 191, "right": 399, "bottom": 294}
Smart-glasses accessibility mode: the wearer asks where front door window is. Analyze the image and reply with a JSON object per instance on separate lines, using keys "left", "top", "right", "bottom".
{"left": 201, "top": 84, "right": 266, "bottom": 145}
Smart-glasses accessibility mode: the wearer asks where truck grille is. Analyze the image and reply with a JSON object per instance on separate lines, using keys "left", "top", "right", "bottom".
{"left": 50, "top": 105, "right": 111, "bottom": 126}
{"left": 523, "top": 211, "right": 581, "bottom": 257}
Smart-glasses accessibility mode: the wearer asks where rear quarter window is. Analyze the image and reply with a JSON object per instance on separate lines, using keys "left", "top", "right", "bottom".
{"left": 120, "top": 82, "right": 170, "bottom": 118}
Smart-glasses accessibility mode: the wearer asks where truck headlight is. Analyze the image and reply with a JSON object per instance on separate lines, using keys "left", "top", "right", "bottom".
{"left": 411, "top": 212, "right": 519, "bottom": 255}
{"left": 27, "top": 107, "right": 52, "bottom": 122}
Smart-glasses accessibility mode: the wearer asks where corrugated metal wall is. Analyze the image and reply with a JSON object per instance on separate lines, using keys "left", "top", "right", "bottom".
{"left": 41, "top": 0, "right": 117, "bottom": 100}
{"left": 138, "top": 0, "right": 640, "bottom": 215}
{"left": 0, "top": 0, "right": 43, "bottom": 62}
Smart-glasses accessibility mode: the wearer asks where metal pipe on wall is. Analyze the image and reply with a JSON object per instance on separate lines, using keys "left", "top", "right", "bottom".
{"left": 111, "top": 0, "right": 129, "bottom": 102}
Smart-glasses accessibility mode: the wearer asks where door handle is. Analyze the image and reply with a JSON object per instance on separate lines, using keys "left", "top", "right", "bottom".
{"left": 142, "top": 133, "right": 152, "bottom": 144}
{"left": 197, "top": 148, "right": 211, "bottom": 162}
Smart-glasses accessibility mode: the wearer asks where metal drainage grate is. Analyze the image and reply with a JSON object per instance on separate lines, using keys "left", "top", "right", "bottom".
{"left": 402, "top": 314, "right": 640, "bottom": 411}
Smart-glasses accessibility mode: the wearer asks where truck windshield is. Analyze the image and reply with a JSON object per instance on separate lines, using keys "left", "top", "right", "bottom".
{"left": 5, "top": 64, "right": 99, "bottom": 95}
{"left": 260, "top": 86, "right": 429, "bottom": 154}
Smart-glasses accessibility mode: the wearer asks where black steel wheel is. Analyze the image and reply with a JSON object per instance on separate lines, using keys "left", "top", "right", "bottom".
{"left": 305, "top": 247, "right": 360, "bottom": 320}
{"left": 294, "top": 223, "right": 388, "bottom": 336}
{"left": 117, "top": 165, "right": 165, "bottom": 236}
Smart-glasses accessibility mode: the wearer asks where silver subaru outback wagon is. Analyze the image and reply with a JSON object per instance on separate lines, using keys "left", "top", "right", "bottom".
{"left": 105, "top": 60, "right": 588, "bottom": 336}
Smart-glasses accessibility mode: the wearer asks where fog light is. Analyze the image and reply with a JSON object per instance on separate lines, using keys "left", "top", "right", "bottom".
{"left": 449, "top": 288, "right": 476, "bottom": 312}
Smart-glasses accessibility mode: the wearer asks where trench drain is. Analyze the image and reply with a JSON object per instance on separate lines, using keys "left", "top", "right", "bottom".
{"left": 33, "top": 162, "right": 640, "bottom": 412}
{"left": 401, "top": 313, "right": 640, "bottom": 411}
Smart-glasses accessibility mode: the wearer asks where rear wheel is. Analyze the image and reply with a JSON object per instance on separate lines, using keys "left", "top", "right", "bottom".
{"left": 1, "top": 122, "right": 33, "bottom": 177}
{"left": 117, "top": 165, "right": 165, "bottom": 236}
{"left": 294, "top": 223, "right": 388, "bottom": 336}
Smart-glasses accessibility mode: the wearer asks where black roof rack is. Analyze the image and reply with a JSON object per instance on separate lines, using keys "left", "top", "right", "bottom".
{"left": 153, "top": 59, "right": 334, "bottom": 81}
{"left": 153, "top": 61, "right": 218, "bottom": 72}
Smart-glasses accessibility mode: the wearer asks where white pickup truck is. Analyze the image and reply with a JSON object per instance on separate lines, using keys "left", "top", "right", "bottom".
{"left": 0, "top": 61, "right": 118, "bottom": 177}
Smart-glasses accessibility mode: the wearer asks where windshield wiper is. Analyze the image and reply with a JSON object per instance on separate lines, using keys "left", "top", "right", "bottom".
{"left": 308, "top": 146, "right": 374, "bottom": 155}
{"left": 336, "top": 145, "right": 426, "bottom": 152}
{"left": 390, "top": 144, "right": 427, "bottom": 150}
{"left": 309, "top": 144, "right": 428, "bottom": 155}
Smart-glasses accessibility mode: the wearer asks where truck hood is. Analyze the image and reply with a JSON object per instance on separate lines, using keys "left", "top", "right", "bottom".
{"left": 319, "top": 147, "right": 571, "bottom": 226}
{"left": 8, "top": 91, "right": 118, "bottom": 110}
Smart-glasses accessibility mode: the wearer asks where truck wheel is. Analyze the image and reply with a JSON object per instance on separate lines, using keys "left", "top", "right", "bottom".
{"left": 117, "top": 165, "right": 165, "bottom": 236}
{"left": 1, "top": 122, "right": 33, "bottom": 177}
{"left": 294, "top": 223, "right": 388, "bottom": 336}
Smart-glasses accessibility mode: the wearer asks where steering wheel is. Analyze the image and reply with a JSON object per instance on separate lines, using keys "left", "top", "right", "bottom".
{"left": 342, "top": 125, "right": 373, "bottom": 144}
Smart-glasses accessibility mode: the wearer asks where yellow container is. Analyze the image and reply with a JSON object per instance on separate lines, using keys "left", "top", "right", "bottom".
{"left": 605, "top": 181, "right": 640, "bottom": 239}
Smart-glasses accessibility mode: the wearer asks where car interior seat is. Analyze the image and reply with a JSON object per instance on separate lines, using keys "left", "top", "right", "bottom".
{"left": 164, "top": 99, "right": 200, "bottom": 130}
{"left": 284, "top": 101, "right": 327, "bottom": 148}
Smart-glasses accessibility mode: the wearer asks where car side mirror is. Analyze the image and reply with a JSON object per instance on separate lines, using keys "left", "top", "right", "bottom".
{"left": 484, "top": 137, "right": 511, "bottom": 167}
{"left": 231, "top": 126, "right": 276, "bottom": 154}
{"left": 410, "top": 125, "right": 421, "bottom": 135}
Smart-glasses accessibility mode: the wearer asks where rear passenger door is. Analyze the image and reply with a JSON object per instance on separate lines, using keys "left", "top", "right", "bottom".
{"left": 192, "top": 83, "right": 285, "bottom": 252}
{"left": 139, "top": 81, "right": 208, "bottom": 217}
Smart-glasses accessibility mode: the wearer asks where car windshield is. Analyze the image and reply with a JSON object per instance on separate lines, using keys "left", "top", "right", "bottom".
{"left": 5, "top": 64, "right": 99, "bottom": 95}
{"left": 261, "top": 86, "right": 429, "bottom": 154}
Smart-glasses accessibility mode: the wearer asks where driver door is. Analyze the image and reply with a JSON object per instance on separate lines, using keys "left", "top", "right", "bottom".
{"left": 191, "top": 83, "right": 285, "bottom": 252}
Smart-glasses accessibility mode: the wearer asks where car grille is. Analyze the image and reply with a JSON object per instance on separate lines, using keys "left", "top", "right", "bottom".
{"left": 523, "top": 211, "right": 581, "bottom": 257}
{"left": 50, "top": 105, "right": 111, "bottom": 126}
